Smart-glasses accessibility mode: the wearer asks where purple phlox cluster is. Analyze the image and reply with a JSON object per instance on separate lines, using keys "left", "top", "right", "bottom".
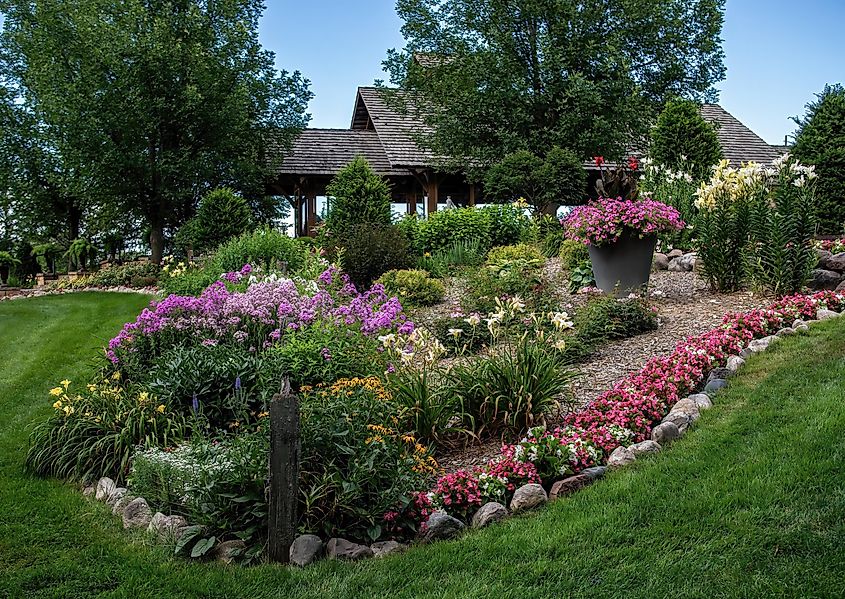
{"left": 107, "top": 268, "right": 414, "bottom": 364}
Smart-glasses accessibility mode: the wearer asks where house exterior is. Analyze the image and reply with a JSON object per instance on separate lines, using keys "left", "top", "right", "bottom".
{"left": 269, "top": 87, "right": 785, "bottom": 236}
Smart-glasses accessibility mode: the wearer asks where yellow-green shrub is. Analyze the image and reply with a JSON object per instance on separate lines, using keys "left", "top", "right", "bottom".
{"left": 377, "top": 269, "right": 445, "bottom": 307}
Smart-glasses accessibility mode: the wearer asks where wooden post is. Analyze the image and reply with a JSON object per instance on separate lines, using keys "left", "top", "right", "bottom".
{"left": 426, "top": 176, "right": 439, "bottom": 216}
{"left": 407, "top": 190, "right": 417, "bottom": 215}
{"left": 468, "top": 183, "right": 476, "bottom": 207}
{"left": 268, "top": 377, "right": 300, "bottom": 564}
{"left": 306, "top": 192, "right": 317, "bottom": 237}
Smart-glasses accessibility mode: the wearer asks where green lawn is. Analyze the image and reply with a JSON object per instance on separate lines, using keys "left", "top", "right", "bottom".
{"left": 1, "top": 292, "right": 844, "bottom": 598}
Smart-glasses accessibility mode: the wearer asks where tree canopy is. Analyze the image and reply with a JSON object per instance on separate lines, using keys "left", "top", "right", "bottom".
{"left": 650, "top": 99, "right": 723, "bottom": 179}
{"left": 384, "top": 0, "right": 726, "bottom": 173}
{"left": 0, "top": 0, "right": 312, "bottom": 262}
{"left": 792, "top": 84, "right": 845, "bottom": 235}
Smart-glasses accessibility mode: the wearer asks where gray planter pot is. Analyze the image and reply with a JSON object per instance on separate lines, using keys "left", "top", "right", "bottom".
{"left": 588, "top": 233, "right": 657, "bottom": 296}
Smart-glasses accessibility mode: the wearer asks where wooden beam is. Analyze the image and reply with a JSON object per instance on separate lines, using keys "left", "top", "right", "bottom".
{"left": 268, "top": 378, "right": 300, "bottom": 564}
{"left": 306, "top": 192, "right": 317, "bottom": 237}
{"left": 469, "top": 183, "right": 476, "bottom": 207}
{"left": 427, "top": 176, "right": 439, "bottom": 215}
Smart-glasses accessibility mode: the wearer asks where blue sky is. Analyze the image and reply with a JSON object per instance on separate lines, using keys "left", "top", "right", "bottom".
{"left": 259, "top": 0, "right": 845, "bottom": 145}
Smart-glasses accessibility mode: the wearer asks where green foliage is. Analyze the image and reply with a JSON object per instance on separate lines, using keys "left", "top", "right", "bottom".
{"left": 388, "top": 369, "right": 459, "bottom": 444}
{"left": 432, "top": 315, "right": 493, "bottom": 355}
{"left": 211, "top": 227, "right": 305, "bottom": 274}
{"left": 792, "top": 84, "right": 845, "bottom": 234}
{"left": 335, "top": 223, "right": 411, "bottom": 289}
{"left": 0, "top": 250, "right": 21, "bottom": 284}
{"left": 145, "top": 344, "right": 278, "bottom": 430}
{"left": 188, "top": 188, "right": 255, "bottom": 254}
{"left": 376, "top": 269, "right": 445, "bottom": 307}
{"left": 0, "top": 0, "right": 312, "bottom": 262}
{"left": 269, "top": 325, "right": 388, "bottom": 387}
{"left": 482, "top": 202, "right": 533, "bottom": 246}
{"left": 25, "top": 379, "right": 189, "bottom": 484}
{"left": 573, "top": 295, "right": 658, "bottom": 344}
{"left": 748, "top": 162, "right": 818, "bottom": 295}
{"left": 486, "top": 243, "right": 544, "bottom": 265}
{"left": 83, "top": 262, "right": 160, "bottom": 289}
{"left": 639, "top": 161, "right": 700, "bottom": 249}
{"left": 395, "top": 213, "right": 423, "bottom": 254}
{"left": 417, "top": 207, "right": 491, "bottom": 254}
{"left": 447, "top": 337, "right": 573, "bottom": 437}
{"left": 484, "top": 147, "right": 586, "bottom": 213}
{"left": 650, "top": 99, "right": 722, "bottom": 178}
{"left": 385, "top": 1, "right": 726, "bottom": 171}
{"left": 63, "top": 238, "right": 96, "bottom": 271}
{"left": 417, "top": 237, "right": 486, "bottom": 278}
{"left": 30, "top": 242, "right": 63, "bottom": 273}
{"left": 325, "top": 157, "right": 393, "bottom": 234}
{"left": 567, "top": 261, "right": 596, "bottom": 293}
{"left": 559, "top": 240, "right": 590, "bottom": 270}
{"left": 462, "top": 259, "right": 546, "bottom": 314}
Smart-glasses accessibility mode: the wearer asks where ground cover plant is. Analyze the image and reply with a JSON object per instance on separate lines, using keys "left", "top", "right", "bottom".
{"left": 3, "top": 293, "right": 845, "bottom": 597}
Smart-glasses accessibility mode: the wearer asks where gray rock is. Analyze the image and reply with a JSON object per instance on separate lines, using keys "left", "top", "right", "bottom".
{"left": 471, "top": 502, "right": 508, "bottom": 528}
{"left": 688, "top": 393, "right": 713, "bottom": 410}
{"left": 105, "top": 487, "right": 128, "bottom": 507}
{"left": 326, "top": 538, "right": 373, "bottom": 560}
{"left": 726, "top": 355, "right": 745, "bottom": 372}
{"left": 704, "top": 379, "right": 729, "bottom": 395}
{"left": 837, "top": 280, "right": 845, "bottom": 292}
{"left": 290, "top": 534, "right": 324, "bottom": 566}
{"left": 510, "top": 483, "right": 548, "bottom": 513}
{"left": 776, "top": 327, "right": 795, "bottom": 337}
{"left": 82, "top": 485, "right": 96, "bottom": 498}
{"left": 607, "top": 445, "right": 637, "bottom": 468}
{"left": 815, "top": 248, "right": 833, "bottom": 264}
{"left": 550, "top": 473, "right": 593, "bottom": 499}
{"left": 794, "top": 323, "right": 810, "bottom": 333}
{"left": 422, "top": 511, "right": 465, "bottom": 542}
{"left": 95, "top": 477, "right": 116, "bottom": 502}
{"left": 661, "top": 411, "right": 691, "bottom": 433}
{"left": 739, "top": 347, "right": 754, "bottom": 359}
{"left": 122, "top": 497, "right": 153, "bottom": 529}
{"left": 629, "top": 440, "right": 661, "bottom": 455}
{"left": 671, "top": 398, "right": 701, "bottom": 421}
{"left": 214, "top": 540, "right": 246, "bottom": 565}
{"left": 707, "top": 367, "right": 733, "bottom": 382}
{"left": 822, "top": 252, "right": 845, "bottom": 272}
{"left": 668, "top": 254, "right": 696, "bottom": 272}
{"left": 370, "top": 540, "right": 404, "bottom": 557}
{"left": 581, "top": 466, "right": 607, "bottom": 480}
{"left": 817, "top": 308, "right": 840, "bottom": 320}
{"left": 809, "top": 269, "right": 842, "bottom": 290}
{"left": 653, "top": 253, "right": 670, "bottom": 271}
{"left": 147, "top": 512, "right": 187, "bottom": 539}
{"left": 792, "top": 319, "right": 806, "bottom": 329}
{"left": 667, "top": 249, "right": 684, "bottom": 259}
{"left": 652, "top": 421, "right": 681, "bottom": 444}
{"left": 112, "top": 494, "right": 136, "bottom": 516}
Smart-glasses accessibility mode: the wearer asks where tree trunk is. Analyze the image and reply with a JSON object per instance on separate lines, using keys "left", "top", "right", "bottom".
{"left": 149, "top": 222, "right": 164, "bottom": 264}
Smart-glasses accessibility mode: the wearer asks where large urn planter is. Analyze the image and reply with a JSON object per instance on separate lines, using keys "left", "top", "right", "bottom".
{"left": 588, "top": 234, "right": 658, "bottom": 296}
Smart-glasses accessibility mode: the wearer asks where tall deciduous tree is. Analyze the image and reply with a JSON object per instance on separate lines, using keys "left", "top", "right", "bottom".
{"left": 384, "top": 0, "right": 726, "bottom": 172}
{"left": 792, "top": 84, "right": 845, "bottom": 235}
{"left": 0, "top": 0, "right": 312, "bottom": 262}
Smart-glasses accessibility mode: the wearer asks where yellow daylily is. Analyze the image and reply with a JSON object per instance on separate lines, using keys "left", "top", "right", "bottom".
{"left": 60, "top": 379, "right": 71, "bottom": 389}
{"left": 155, "top": 404, "right": 165, "bottom": 414}
{"left": 49, "top": 387, "right": 63, "bottom": 397}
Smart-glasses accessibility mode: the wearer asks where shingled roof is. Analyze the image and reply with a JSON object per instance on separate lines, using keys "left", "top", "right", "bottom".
{"left": 273, "top": 128, "right": 405, "bottom": 176}
{"left": 276, "top": 90, "right": 783, "bottom": 177}
{"left": 351, "top": 87, "right": 433, "bottom": 168}
{"left": 700, "top": 104, "right": 783, "bottom": 166}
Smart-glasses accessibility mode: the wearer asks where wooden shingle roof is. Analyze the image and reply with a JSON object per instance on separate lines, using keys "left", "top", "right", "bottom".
{"left": 273, "top": 128, "right": 403, "bottom": 176}
{"left": 700, "top": 104, "right": 783, "bottom": 166}
{"left": 351, "top": 87, "right": 433, "bottom": 168}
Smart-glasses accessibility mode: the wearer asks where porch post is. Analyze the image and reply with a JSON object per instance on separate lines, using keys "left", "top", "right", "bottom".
{"left": 426, "top": 175, "right": 439, "bottom": 216}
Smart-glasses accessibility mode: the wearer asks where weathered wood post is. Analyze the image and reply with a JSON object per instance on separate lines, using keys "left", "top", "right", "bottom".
{"left": 268, "top": 377, "right": 300, "bottom": 564}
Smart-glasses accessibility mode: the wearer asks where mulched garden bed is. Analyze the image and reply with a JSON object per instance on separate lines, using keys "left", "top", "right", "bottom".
{"left": 435, "top": 270, "right": 765, "bottom": 473}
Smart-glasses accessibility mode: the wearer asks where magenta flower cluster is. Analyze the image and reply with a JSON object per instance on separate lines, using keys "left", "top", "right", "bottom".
{"left": 564, "top": 197, "right": 685, "bottom": 246}
{"left": 107, "top": 266, "right": 414, "bottom": 364}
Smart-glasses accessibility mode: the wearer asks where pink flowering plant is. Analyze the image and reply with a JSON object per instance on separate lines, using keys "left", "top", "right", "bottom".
{"left": 564, "top": 197, "right": 685, "bottom": 247}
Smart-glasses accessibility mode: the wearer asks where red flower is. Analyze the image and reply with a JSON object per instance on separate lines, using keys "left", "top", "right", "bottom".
{"left": 627, "top": 156, "right": 639, "bottom": 171}
{"left": 594, "top": 156, "right": 605, "bottom": 167}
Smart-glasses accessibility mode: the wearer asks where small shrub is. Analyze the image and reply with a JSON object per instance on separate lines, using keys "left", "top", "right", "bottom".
{"left": 574, "top": 295, "right": 658, "bottom": 343}
{"left": 559, "top": 240, "right": 589, "bottom": 270}
{"left": 376, "top": 269, "right": 445, "bottom": 307}
{"left": 650, "top": 98, "right": 722, "bottom": 179}
{"left": 447, "top": 337, "right": 573, "bottom": 437}
{"left": 325, "top": 157, "right": 392, "bottom": 233}
{"left": 417, "top": 207, "right": 491, "bottom": 254}
{"left": 481, "top": 202, "right": 532, "bottom": 247}
{"left": 462, "top": 259, "right": 546, "bottom": 314}
{"left": 189, "top": 188, "right": 254, "bottom": 253}
{"left": 567, "top": 260, "right": 596, "bottom": 292}
{"left": 395, "top": 213, "right": 422, "bottom": 255}
{"left": 211, "top": 227, "right": 305, "bottom": 274}
{"left": 335, "top": 223, "right": 411, "bottom": 289}
{"left": 486, "top": 243, "right": 544, "bottom": 265}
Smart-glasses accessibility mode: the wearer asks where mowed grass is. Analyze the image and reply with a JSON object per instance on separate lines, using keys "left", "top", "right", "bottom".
{"left": 1, "top": 292, "right": 844, "bottom": 599}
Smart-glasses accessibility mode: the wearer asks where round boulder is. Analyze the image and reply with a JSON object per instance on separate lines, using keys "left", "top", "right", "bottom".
{"left": 704, "top": 379, "right": 728, "bottom": 395}
{"left": 290, "top": 534, "right": 324, "bottom": 566}
{"left": 509, "top": 483, "right": 548, "bottom": 513}
{"left": 422, "top": 511, "right": 465, "bottom": 542}
{"left": 629, "top": 440, "right": 661, "bottom": 456}
{"left": 652, "top": 421, "right": 681, "bottom": 445}
{"left": 326, "top": 538, "right": 373, "bottom": 560}
{"left": 95, "top": 477, "right": 116, "bottom": 502}
{"left": 371, "top": 540, "right": 404, "bottom": 557}
{"left": 122, "top": 497, "right": 153, "bottom": 529}
{"left": 471, "top": 502, "right": 508, "bottom": 528}
{"left": 607, "top": 445, "right": 637, "bottom": 468}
